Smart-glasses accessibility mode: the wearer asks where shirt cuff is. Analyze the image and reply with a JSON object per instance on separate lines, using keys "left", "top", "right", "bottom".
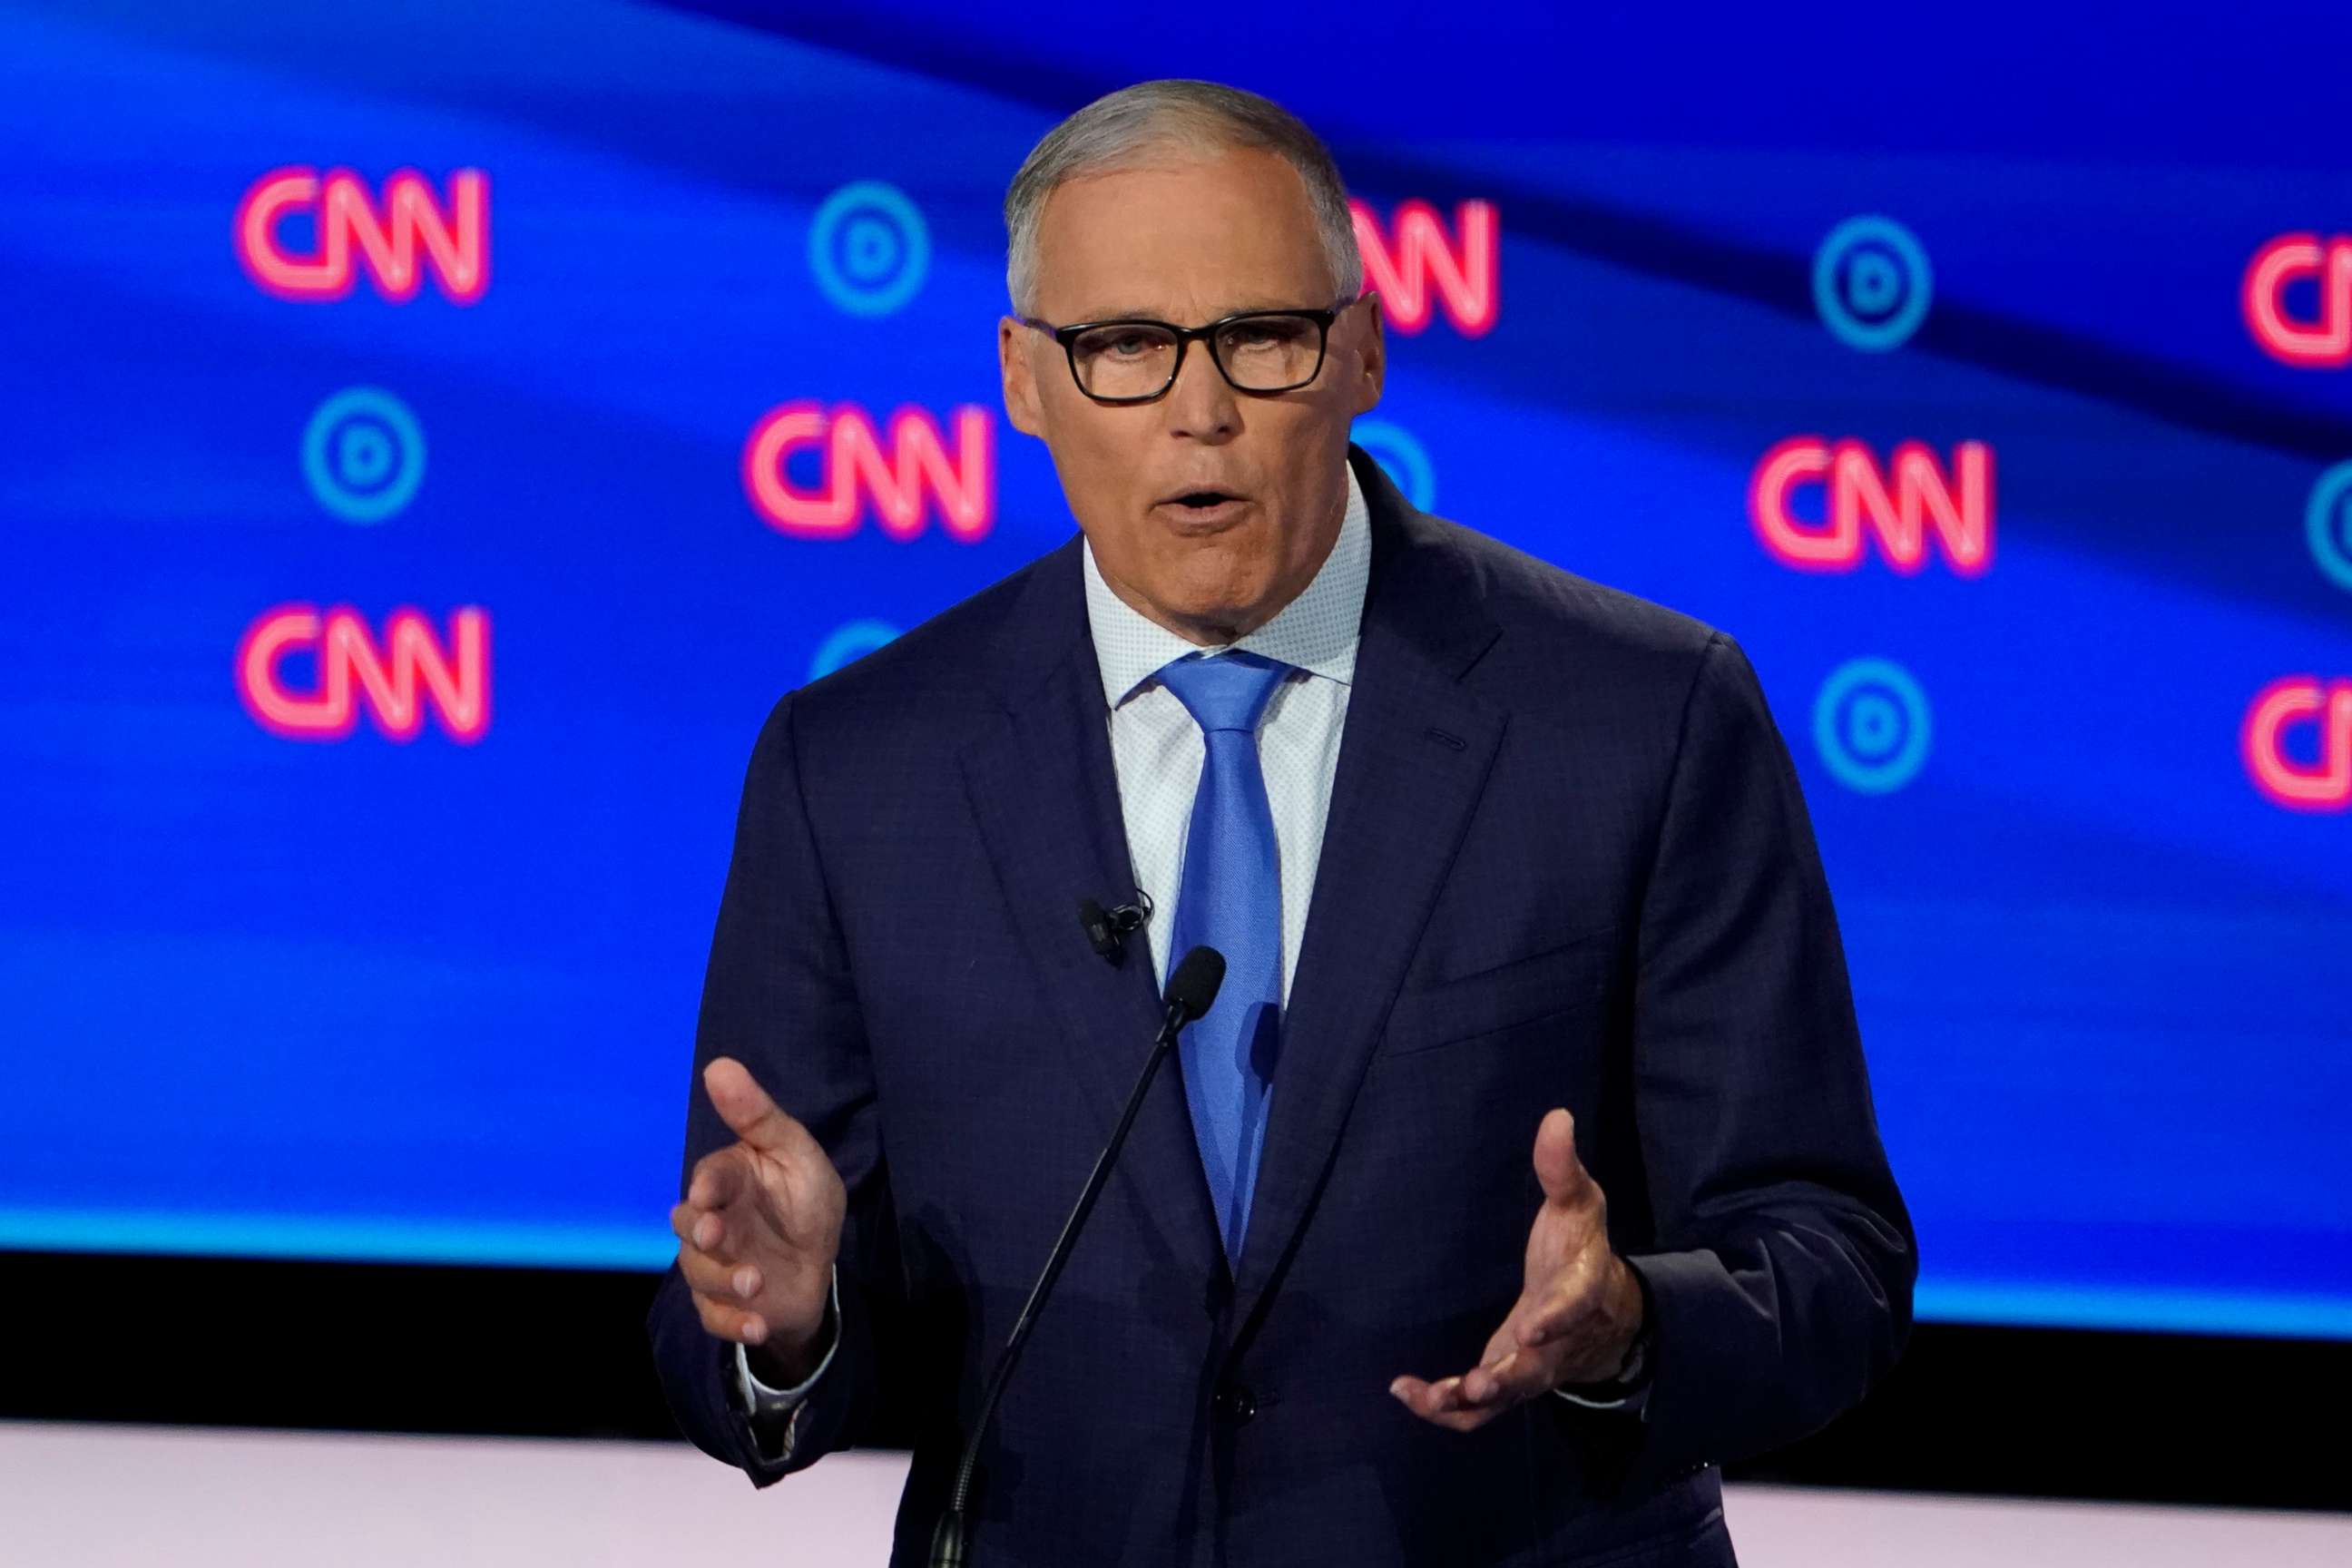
{"left": 1551, "top": 1377, "right": 1650, "bottom": 1414}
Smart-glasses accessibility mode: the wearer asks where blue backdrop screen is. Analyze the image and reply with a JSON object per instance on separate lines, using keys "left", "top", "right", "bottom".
{"left": 5, "top": 0, "right": 2348, "bottom": 1339}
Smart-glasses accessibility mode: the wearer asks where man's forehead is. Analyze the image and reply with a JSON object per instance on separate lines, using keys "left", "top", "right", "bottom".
{"left": 1033, "top": 235, "right": 1338, "bottom": 319}
{"left": 1029, "top": 149, "right": 1331, "bottom": 322}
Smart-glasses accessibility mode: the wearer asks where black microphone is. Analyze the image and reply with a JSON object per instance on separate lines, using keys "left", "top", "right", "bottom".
{"left": 929, "top": 945, "right": 1225, "bottom": 1568}
{"left": 1075, "top": 890, "right": 1153, "bottom": 963}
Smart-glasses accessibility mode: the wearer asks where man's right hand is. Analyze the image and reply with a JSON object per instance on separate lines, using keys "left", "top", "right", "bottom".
{"left": 671, "top": 1056, "right": 847, "bottom": 1387}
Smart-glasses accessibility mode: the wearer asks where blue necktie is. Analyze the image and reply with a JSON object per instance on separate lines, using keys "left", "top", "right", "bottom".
{"left": 1156, "top": 650, "right": 1290, "bottom": 1262}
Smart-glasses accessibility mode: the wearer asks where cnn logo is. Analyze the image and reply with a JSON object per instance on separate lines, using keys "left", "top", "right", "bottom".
{"left": 1749, "top": 437, "right": 1994, "bottom": 575}
{"left": 235, "top": 166, "right": 489, "bottom": 304}
{"left": 1350, "top": 199, "right": 1498, "bottom": 338}
{"left": 742, "top": 402, "right": 994, "bottom": 542}
{"left": 237, "top": 604, "right": 491, "bottom": 743}
{"left": 2242, "top": 234, "right": 2350, "bottom": 368}
{"left": 2241, "top": 677, "right": 2350, "bottom": 812}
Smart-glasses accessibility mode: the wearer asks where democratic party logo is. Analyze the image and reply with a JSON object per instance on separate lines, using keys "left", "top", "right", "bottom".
{"left": 2241, "top": 676, "right": 2351, "bottom": 812}
{"left": 236, "top": 604, "right": 491, "bottom": 743}
{"left": 809, "top": 619, "right": 901, "bottom": 681}
{"left": 808, "top": 181, "right": 930, "bottom": 318}
{"left": 2308, "top": 459, "right": 2352, "bottom": 593}
{"left": 742, "top": 401, "right": 993, "bottom": 542}
{"left": 235, "top": 166, "right": 488, "bottom": 304}
{"left": 1351, "top": 419, "right": 1436, "bottom": 510}
{"left": 1350, "top": 199, "right": 1498, "bottom": 338}
{"left": 1814, "top": 216, "right": 1932, "bottom": 352}
{"left": 1749, "top": 437, "right": 1994, "bottom": 574}
{"left": 1813, "top": 658, "right": 1933, "bottom": 794}
{"left": 302, "top": 387, "right": 426, "bottom": 523}
{"left": 2242, "top": 233, "right": 2351, "bottom": 368}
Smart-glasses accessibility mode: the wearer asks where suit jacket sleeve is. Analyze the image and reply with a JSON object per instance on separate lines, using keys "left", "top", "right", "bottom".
{"left": 644, "top": 691, "right": 909, "bottom": 1487}
{"left": 1573, "top": 631, "right": 1918, "bottom": 1494}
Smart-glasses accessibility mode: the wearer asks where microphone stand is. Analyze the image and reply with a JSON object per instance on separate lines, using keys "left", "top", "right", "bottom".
{"left": 928, "top": 956, "right": 1219, "bottom": 1567}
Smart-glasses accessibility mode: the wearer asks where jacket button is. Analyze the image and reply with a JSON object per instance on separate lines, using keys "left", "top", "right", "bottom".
{"left": 1212, "top": 1384, "right": 1257, "bottom": 1425}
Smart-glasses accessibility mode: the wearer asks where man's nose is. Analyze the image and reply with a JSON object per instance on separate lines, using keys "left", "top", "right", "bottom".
{"left": 1161, "top": 338, "right": 1240, "bottom": 440}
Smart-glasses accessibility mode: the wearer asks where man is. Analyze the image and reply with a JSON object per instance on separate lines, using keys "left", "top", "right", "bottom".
{"left": 648, "top": 79, "right": 1915, "bottom": 1568}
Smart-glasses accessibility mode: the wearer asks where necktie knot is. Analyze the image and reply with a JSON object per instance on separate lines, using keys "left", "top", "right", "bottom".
{"left": 1155, "top": 650, "right": 1290, "bottom": 735}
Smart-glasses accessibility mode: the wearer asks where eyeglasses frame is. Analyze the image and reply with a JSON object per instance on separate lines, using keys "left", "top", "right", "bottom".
{"left": 1012, "top": 290, "right": 1376, "bottom": 406}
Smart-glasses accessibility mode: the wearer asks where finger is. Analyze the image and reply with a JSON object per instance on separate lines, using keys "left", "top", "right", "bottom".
{"left": 690, "top": 1288, "right": 772, "bottom": 1347}
{"left": 1532, "top": 1107, "right": 1591, "bottom": 1208}
{"left": 702, "top": 1057, "right": 816, "bottom": 1159}
{"left": 1456, "top": 1320, "right": 1520, "bottom": 1390}
{"left": 1460, "top": 1345, "right": 1553, "bottom": 1407}
{"left": 686, "top": 1200, "right": 747, "bottom": 1260}
{"left": 1387, "top": 1374, "right": 1496, "bottom": 1432}
{"left": 1518, "top": 1290, "right": 1586, "bottom": 1349}
{"left": 671, "top": 1193, "right": 731, "bottom": 1259}
{"left": 686, "top": 1144, "right": 750, "bottom": 1211}
{"left": 1399, "top": 1377, "right": 1496, "bottom": 1432}
{"left": 671, "top": 1197, "right": 729, "bottom": 1240}
{"left": 677, "top": 1238, "right": 764, "bottom": 1304}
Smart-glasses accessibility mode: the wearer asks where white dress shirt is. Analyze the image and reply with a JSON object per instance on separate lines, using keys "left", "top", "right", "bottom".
{"left": 735, "top": 460, "right": 1637, "bottom": 1459}
{"left": 1085, "top": 460, "right": 1369, "bottom": 1001}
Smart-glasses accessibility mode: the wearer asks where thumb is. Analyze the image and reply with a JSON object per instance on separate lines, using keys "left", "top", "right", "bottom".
{"left": 1532, "top": 1107, "right": 1589, "bottom": 1207}
{"left": 702, "top": 1056, "right": 808, "bottom": 1157}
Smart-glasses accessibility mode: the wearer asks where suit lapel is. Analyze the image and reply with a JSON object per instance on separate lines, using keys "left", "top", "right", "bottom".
{"left": 958, "top": 544, "right": 1230, "bottom": 1285}
{"left": 1230, "top": 448, "right": 1506, "bottom": 1328}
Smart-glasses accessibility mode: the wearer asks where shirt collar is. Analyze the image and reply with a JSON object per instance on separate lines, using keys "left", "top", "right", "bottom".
{"left": 1081, "top": 457, "right": 1370, "bottom": 710}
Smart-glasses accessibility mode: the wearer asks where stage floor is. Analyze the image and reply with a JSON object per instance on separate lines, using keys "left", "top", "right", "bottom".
{"left": 5, "top": 1420, "right": 2345, "bottom": 1564}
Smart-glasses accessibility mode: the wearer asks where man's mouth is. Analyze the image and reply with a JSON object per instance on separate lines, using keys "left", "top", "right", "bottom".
{"left": 1166, "top": 490, "right": 1241, "bottom": 509}
{"left": 1155, "top": 490, "right": 1252, "bottom": 529}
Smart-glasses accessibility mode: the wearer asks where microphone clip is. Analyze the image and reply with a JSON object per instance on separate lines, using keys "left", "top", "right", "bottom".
{"left": 1076, "top": 889, "right": 1153, "bottom": 965}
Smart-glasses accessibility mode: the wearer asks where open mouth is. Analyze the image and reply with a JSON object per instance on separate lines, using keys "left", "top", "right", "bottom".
{"left": 1165, "top": 490, "right": 1244, "bottom": 511}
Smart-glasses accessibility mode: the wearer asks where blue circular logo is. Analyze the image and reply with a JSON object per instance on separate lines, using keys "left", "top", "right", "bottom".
{"left": 1352, "top": 418, "right": 1436, "bottom": 511}
{"left": 2308, "top": 459, "right": 2352, "bottom": 593}
{"left": 809, "top": 619, "right": 900, "bottom": 680}
{"left": 808, "top": 181, "right": 929, "bottom": 318}
{"left": 1814, "top": 216, "right": 1933, "bottom": 353}
{"left": 1813, "top": 657, "right": 1933, "bottom": 793}
{"left": 302, "top": 387, "right": 425, "bottom": 524}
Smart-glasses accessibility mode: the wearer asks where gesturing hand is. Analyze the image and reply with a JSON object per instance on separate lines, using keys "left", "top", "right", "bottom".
{"left": 669, "top": 1056, "right": 846, "bottom": 1386}
{"left": 1389, "top": 1107, "right": 1645, "bottom": 1431}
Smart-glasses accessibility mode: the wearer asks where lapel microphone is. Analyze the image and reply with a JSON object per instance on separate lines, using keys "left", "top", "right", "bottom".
{"left": 929, "top": 944, "right": 1225, "bottom": 1568}
{"left": 1076, "top": 889, "right": 1153, "bottom": 963}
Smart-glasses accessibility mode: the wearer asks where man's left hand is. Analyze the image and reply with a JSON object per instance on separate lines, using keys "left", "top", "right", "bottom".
{"left": 1390, "top": 1107, "right": 1644, "bottom": 1431}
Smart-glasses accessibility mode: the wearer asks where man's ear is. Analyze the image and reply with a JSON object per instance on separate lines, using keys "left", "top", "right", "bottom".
{"left": 1348, "top": 294, "right": 1386, "bottom": 417}
{"left": 1000, "top": 316, "right": 1045, "bottom": 438}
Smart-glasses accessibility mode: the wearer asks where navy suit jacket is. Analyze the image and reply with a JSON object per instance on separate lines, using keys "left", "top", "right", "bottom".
{"left": 647, "top": 445, "right": 1916, "bottom": 1567}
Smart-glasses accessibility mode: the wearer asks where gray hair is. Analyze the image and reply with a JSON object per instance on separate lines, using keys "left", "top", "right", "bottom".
{"left": 1003, "top": 79, "right": 1362, "bottom": 318}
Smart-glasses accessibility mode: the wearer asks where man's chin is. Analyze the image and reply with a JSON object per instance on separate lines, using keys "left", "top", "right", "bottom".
{"left": 1155, "top": 588, "right": 1274, "bottom": 644}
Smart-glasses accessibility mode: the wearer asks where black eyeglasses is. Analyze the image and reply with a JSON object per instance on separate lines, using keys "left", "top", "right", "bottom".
{"left": 1014, "top": 292, "right": 1372, "bottom": 405}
